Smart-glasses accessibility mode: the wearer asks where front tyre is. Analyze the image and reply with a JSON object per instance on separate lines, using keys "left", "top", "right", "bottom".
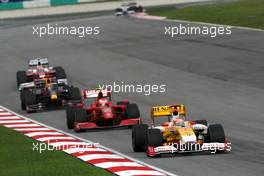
{"left": 132, "top": 124, "right": 148, "bottom": 152}
{"left": 66, "top": 106, "right": 74, "bottom": 129}
{"left": 207, "top": 124, "right": 225, "bottom": 142}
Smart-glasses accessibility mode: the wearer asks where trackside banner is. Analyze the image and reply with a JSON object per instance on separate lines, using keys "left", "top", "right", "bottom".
{"left": 0, "top": 0, "right": 98, "bottom": 11}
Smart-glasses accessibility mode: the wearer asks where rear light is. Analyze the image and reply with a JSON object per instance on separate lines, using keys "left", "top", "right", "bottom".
{"left": 123, "top": 99, "right": 129, "bottom": 104}
{"left": 76, "top": 103, "right": 84, "bottom": 108}
{"left": 147, "top": 146, "right": 156, "bottom": 157}
{"left": 107, "top": 87, "right": 111, "bottom": 97}
{"left": 191, "top": 121, "right": 196, "bottom": 125}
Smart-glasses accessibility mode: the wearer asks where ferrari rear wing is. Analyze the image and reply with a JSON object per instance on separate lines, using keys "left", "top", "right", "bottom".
{"left": 82, "top": 88, "right": 111, "bottom": 99}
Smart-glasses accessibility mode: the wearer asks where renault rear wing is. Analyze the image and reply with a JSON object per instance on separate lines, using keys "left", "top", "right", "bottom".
{"left": 151, "top": 104, "right": 185, "bottom": 120}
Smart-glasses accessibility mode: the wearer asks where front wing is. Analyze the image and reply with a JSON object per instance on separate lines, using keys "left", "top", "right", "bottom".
{"left": 147, "top": 141, "right": 231, "bottom": 156}
{"left": 74, "top": 118, "right": 141, "bottom": 131}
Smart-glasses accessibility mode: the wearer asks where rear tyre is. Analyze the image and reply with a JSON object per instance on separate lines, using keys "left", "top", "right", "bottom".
{"left": 115, "top": 8, "right": 122, "bottom": 12}
{"left": 126, "top": 103, "right": 140, "bottom": 118}
{"left": 132, "top": 124, "right": 148, "bottom": 152}
{"left": 115, "top": 8, "right": 123, "bottom": 16}
{"left": 128, "top": 6, "right": 136, "bottom": 12}
{"left": 207, "top": 124, "right": 225, "bottom": 142}
{"left": 54, "top": 67, "right": 67, "bottom": 79}
{"left": 66, "top": 106, "right": 74, "bottom": 129}
{"left": 17, "top": 71, "right": 28, "bottom": 88}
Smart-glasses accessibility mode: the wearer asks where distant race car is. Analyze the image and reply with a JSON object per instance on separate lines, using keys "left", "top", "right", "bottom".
{"left": 17, "top": 58, "right": 67, "bottom": 90}
{"left": 66, "top": 88, "right": 142, "bottom": 132}
{"left": 132, "top": 104, "right": 231, "bottom": 157}
{"left": 20, "top": 77, "right": 81, "bottom": 113}
{"left": 115, "top": 2, "right": 144, "bottom": 16}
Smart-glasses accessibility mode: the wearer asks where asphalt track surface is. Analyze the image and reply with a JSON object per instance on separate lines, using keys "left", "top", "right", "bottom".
{"left": 0, "top": 13, "right": 264, "bottom": 176}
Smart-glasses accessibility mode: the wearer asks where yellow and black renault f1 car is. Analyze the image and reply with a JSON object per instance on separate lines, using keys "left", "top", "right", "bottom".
{"left": 132, "top": 104, "right": 231, "bottom": 157}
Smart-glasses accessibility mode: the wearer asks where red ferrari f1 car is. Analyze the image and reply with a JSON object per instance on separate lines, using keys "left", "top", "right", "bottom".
{"left": 66, "top": 88, "right": 142, "bottom": 132}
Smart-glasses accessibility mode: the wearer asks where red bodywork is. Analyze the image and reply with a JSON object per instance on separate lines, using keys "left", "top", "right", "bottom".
{"left": 72, "top": 89, "right": 141, "bottom": 131}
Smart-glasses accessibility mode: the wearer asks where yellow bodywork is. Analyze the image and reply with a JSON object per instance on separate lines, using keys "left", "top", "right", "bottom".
{"left": 162, "top": 126, "right": 195, "bottom": 143}
{"left": 151, "top": 104, "right": 196, "bottom": 143}
{"left": 51, "top": 94, "right": 58, "bottom": 100}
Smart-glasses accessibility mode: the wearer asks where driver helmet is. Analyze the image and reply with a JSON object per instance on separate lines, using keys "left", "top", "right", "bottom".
{"left": 37, "top": 65, "right": 44, "bottom": 71}
{"left": 171, "top": 111, "right": 184, "bottom": 127}
{"left": 172, "top": 110, "right": 179, "bottom": 118}
{"left": 45, "top": 78, "right": 52, "bottom": 88}
{"left": 98, "top": 98, "right": 108, "bottom": 107}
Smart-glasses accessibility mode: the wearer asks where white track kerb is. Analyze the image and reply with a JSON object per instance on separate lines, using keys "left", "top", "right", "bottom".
{"left": 0, "top": 106, "right": 177, "bottom": 176}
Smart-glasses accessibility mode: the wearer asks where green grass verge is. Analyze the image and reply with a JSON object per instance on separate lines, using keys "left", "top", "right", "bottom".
{"left": 148, "top": 0, "right": 264, "bottom": 29}
{"left": 0, "top": 125, "right": 113, "bottom": 176}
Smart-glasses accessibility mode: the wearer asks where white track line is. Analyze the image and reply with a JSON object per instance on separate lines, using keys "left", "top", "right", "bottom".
{"left": 64, "top": 147, "right": 107, "bottom": 154}
{"left": 14, "top": 128, "right": 52, "bottom": 131}
{"left": 36, "top": 136, "right": 76, "bottom": 142}
{"left": 49, "top": 141, "right": 89, "bottom": 147}
{"left": 0, "top": 120, "right": 30, "bottom": 124}
{"left": 78, "top": 154, "right": 124, "bottom": 161}
{"left": 95, "top": 161, "right": 143, "bottom": 168}
{"left": 5, "top": 124, "right": 41, "bottom": 128}
{"left": 0, "top": 112, "right": 14, "bottom": 116}
{"left": 0, "top": 116, "right": 22, "bottom": 120}
{"left": 115, "top": 170, "right": 166, "bottom": 176}
{"left": 25, "top": 131, "right": 64, "bottom": 137}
